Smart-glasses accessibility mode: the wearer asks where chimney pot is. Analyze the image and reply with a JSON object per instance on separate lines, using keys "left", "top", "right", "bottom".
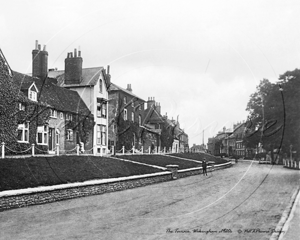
{"left": 38, "top": 44, "right": 41, "bottom": 50}
{"left": 35, "top": 40, "right": 38, "bottom": 50}
{"left": 43, "top": 45, "right": 46, "bottom": 51}
{"left": 70, "top": 52, "right": 73, "bottom": 58}
{"left": 107, "top": 65, "right": 110, "bottom": 74}
{"left": 74, "top": 48, "right": 77, "bottom": 58}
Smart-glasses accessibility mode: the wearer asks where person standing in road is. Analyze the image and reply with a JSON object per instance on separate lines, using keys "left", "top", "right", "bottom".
{"left": 202, "top": 158, "right": 208, "bottom": 176}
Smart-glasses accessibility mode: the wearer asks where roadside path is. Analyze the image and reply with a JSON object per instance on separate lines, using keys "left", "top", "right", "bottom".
{"left": 279, "top": 184, "right": 300, "bottom": 240}
{"left": 0, "top": 162, "right": 299, "bottom": 240}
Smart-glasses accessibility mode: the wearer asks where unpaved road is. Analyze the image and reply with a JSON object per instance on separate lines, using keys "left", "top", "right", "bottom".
{"left": 0, "top": 161, "right": 299, "bottom": 240}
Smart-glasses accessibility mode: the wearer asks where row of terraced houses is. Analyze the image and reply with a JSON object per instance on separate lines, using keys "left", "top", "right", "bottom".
{"left": 0, "top": 40, "right": 189, "bottom": 156}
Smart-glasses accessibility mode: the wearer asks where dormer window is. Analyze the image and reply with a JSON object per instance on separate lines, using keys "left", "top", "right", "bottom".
{"left": 28, "top": 83, "right": 38, "bottom": 102}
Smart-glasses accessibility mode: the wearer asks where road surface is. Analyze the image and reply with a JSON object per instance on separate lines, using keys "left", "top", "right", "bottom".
{"left": 0, "top": 161, "right": 299, "bottom": 240}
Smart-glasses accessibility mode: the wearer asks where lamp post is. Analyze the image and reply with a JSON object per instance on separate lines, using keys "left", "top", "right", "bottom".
{"left": 278, "top": 84, "right": 286, "bottom": 158}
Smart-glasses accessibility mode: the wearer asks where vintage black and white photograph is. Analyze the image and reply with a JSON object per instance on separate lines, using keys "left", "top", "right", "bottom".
{"left": 0, "top": 0, "right": 300, "bottom": 239}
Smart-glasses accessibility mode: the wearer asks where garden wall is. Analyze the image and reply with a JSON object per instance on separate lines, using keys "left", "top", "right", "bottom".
{"left": 0, "top": 162, "right": 232, "bottom": 211}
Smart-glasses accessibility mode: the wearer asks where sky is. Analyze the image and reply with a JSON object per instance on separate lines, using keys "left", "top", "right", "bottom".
{"left": 1, "top": 0, "right": 299, "bottom": 146}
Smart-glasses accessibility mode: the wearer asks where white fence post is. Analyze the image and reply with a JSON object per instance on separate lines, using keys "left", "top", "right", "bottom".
{"left": 1, "top": 142, "right": 5, "bottom": 159}
{"left": 112, "top": 146, "right": 114, "bottom": 155}
{"left": 164, "top": 147, "right": 166, "bottom": 154}
{"left": 93, "top": 145, "right": 96, "bottom": 156}
{"left": 100, "top": 147, "right": 103, "bottom": 157}
{"left": 149, "top": 146, "right": 151, "bottom": 154}
{"left": 158, "top": 146, "right": 160, "bottom": 154}
{"left": 122, "top": 146, "right": 125, "bottom": 155}
{"left": 76, "top": 144, "right": 79, "bottom": 155}
{"left": 141, "top": 146, "right": 143, "bottom": 154}
{"left": 56, "top": 144, "right": 59, "bottom": 156}
{"left": 32, "top": 144, "right": 35, "bottom": 156}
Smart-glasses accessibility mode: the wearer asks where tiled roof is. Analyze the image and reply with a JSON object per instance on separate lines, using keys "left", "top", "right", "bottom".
{"left": 12, "top": 71, "right": 91, "bottom": 115}
{"left": 109, "top": 82, "right": 145, "bottom": 102}
{"left": 48, "top": 67, "right": 103, "bottom": 87}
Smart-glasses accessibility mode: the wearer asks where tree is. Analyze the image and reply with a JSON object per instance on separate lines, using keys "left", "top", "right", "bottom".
{"left": 160, "top": 120, "right": 175, "bottom": 150}
{"left": 244, "top": 71, "right": 300, "bottom": 159}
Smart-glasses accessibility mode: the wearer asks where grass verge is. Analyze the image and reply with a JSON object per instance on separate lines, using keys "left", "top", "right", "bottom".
{"left": 115, "top": 154, "right": 202, "bottom": 169}
{"left": 0, "top": 156, "right": 163, "bottom": 192}
{"left": 169, "top": 152, "right": 229, "bottom": 164}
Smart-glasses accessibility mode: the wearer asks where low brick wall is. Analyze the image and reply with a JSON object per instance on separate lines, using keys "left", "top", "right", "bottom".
{"left": 0, "top": 162, "right": 232, "bottom": 212}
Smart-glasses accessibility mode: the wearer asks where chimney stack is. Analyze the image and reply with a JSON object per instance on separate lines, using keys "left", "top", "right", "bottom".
{"left": 32, "top": 40, "right": 48, "bottom": 80}
{"left": 126, "top": 84, "right": 132, "bottom": 92}
{"left": 106, "top": 65, "right": 111, "bottom": 87}
{"left": 155, "top": 102, "right": 161, "bottom": 114}
{"left": 147, "top": 97, "right": 155, "bottom": 109}
{"left": 65, "top": 48, "right": 83, "bottom": 85}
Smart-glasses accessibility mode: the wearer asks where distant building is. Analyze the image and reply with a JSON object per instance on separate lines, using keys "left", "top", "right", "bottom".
{"left": 190, "top": 144, "right": 205, "bottom": 153}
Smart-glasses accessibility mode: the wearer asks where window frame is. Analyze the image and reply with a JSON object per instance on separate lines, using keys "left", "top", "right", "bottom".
{"left": 66, "top": 129, "right": 73, "bottom": 141}
{"left": 37, "top": 125, "right": 48, "bottom": 145}
{"left": 50, "top": 109, "right": 57, "bottom": 118}
{"left": 17, "top": 122, "right": 29, "bottom": 143}
{"left": 96, "top": 124, "right": 107, "bottom": 145}
{"left": 124, "top": 108, "right": 127, "bottom": 120}
{"left": 19, "top": 103, "right": 26, "bottom": 111}
{"left": 99, "top": 79, "right": 103, "bottom": 93}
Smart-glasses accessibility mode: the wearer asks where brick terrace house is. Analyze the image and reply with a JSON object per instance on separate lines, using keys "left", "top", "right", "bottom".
{"left": 9, "top": 42, "right": 93, "bottom": 154}
{"left": 48, "top": 46, "right": 110, "bottom": 155}
{"left": 108, "top": 83, "right": 146, "bottom": 151}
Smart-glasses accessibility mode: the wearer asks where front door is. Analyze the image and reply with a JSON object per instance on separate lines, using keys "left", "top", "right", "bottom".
{"left": 48, "top": 127, "right": 55, "bottom": 151}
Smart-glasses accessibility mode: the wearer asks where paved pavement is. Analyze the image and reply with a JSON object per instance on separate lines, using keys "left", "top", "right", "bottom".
{"left": 0, "top": 162, "right": 299, "bottom": 240}
{"left": 279, "top": 186, "right": 300, "bottom": 240}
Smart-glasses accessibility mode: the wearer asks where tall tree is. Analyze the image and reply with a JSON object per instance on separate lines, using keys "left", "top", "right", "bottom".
{"left": 245, "top": 71, "right": 300, "bottom": 158}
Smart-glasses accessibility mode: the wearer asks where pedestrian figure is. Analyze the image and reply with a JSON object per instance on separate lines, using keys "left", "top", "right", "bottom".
{"left": 202, "top": 158, "right": 207, "bottom": 176}
{"left": 151, "top": 142, "right": 155, "bottom": 154}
